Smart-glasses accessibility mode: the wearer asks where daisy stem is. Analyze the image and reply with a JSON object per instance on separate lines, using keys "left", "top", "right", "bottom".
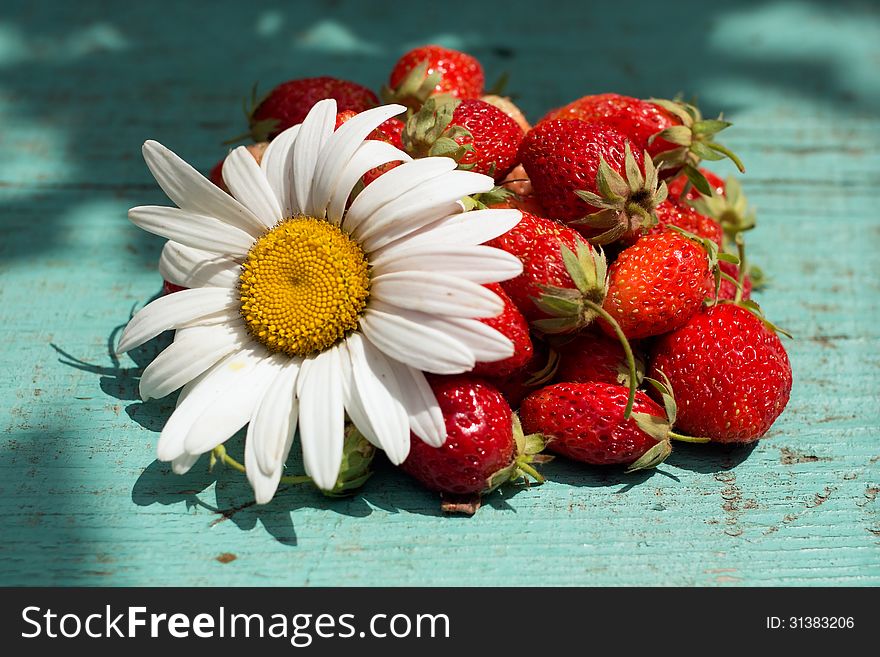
{"left": 582, "top": 300, "right": 638, "bottom": 420}
{"left": 210, "top": 446, "right": 313, "bottom": 486}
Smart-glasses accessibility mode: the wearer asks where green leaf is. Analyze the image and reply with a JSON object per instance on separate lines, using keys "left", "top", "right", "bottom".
{"left": 654, "top": 125, "right": 692, "bottom": 146}
{"left": 690, "top": 140, "right": 726, "bottom": 161}
{"left": 692, "top": 119, "right": 732, "bottom": 136}
{"left": 684, "top": 165, "right": 712, "bottom": 196}
{"left": 625, "top": 437, "right": 672, "bottom": 472}
{"left": 560, "top": 245, "right": 590, "bottom": 295}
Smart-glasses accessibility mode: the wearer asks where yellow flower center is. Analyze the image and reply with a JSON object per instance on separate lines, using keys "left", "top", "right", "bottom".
{"left": 239, "top": 215, "right": 370, "bottom": 357}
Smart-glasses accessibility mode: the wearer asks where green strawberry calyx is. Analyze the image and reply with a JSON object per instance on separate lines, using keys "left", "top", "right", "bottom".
{"left": 380, "top": 60, "right": 444, "bottom": 112}
{"left": 222, "top": 83, "right": 278, "bottom": 145}
{"left": 648, "top": 99, "right": 746, "bottom": 195}
{"left": 402, "top": 95, "right": 476, "bottom": 166}
{"left": 688, "top": 176, "right": 756, "bottom": 243}
{"left": 530, "top": 241, "right": 641, "bottom": 418}
{"left": 574, "top": 144, "right": 669, "bottom": 245}
{"left": 486, "top": 414, "right": 552, "bottom": 492}
{"left": 628, "top": 373, "right": 710, "bottom": 472}
{"left": 460, "top": 185, "right": 514, "bottom": 211}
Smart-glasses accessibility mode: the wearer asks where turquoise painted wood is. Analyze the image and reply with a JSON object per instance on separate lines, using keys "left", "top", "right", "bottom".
{"left": 1, "top": 0, "right": 878, "bottom": 586}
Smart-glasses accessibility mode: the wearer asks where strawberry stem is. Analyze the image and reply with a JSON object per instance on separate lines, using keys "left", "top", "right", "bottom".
{"left": 582, "top": 300, "right": 638, "bottom": 419}
{"left": 734, "top": 234, "right": 747, "bottom": 304}
{"left": 516, "top": 457, "right": 545, "bottom": 483}
{"left": 668, "top": 430, "right": 711, "bottom": 444}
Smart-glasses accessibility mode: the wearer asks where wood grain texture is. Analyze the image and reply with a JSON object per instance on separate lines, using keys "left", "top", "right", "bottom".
{"left": 0, "top": 0, "right": 878, "bottom": 586}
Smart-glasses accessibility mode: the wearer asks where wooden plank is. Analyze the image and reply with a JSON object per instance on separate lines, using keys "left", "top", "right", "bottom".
{"left": 0, "top": 0, "right": 878, "bottom": 586}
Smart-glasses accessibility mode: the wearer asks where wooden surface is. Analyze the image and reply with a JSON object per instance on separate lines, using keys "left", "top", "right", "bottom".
{"left": 1, "top": 0, "right": 878, "bottom": 586}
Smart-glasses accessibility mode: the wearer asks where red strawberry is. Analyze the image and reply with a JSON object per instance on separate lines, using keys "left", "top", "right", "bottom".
{"left": 481, "top": 94, "right": 531, "bottom": 132}
{"left": 378, "top": 117, "right": 405, "bottom": 149}
{"left": 555, "top": 330, "right": 644, "bottom": 387}
{"left": 649, "top": 303, "right": 792, "bottom": 443}
{"left": 403, "top": 97, "right": 524, "bottom": 181}
{"left": 208, "top": 142, "right": 269, "bottom": 193}
{"left": 487, "top": 211, "right": 582, "bottom": 320}
{"left": 521, "top": 381, "right": 674, "bottom": 470}
{"left": 401, "top": 375, "right": 546, "bottom": 512}
{"left": 646, "top": 199, "right": 723, "bottom": 247}
{"left": 385, "top": 45, "right": 484, "bottom": 109}
{"left": 248, "top": 77, "right": 378, "bottom": 141}
{"left": 518, "top": 120, "right": 667, "bottom": 243}
{"left": 540, "top": 94, "right": 744, "bottom": 193}
{"left": 163, "top": 281, "right": 186, "bottom": 295}
{"left": 668, "top": 168, "right": 726, "bottom": 201}
{"left": 471, "top": 284, "right": 534, "bottom": 378}
{"left": 541, "top": 93, "right": 681, "bottom": 160}
{"left": 601, "top": 230, "right": 710, "bottom": 340}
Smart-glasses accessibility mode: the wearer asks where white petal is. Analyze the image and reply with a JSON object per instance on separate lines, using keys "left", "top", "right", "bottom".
{"left": 129, "top": 206, "right": 253, "bottom": 257}
{"left": 356, "top": 170, "right": 494, "bottom": 251}
{"left": 158, "top": 241, "right": 240, "bottom": 289}
{"left": 261, "top": 124, "right": 300, "bottom": 217}
{"left": 342, "top": 157, "right": 457, "bottom": 234}
{"left": 371, "top": 244, "right": 523, "bottom": 283}
{"left": 183, "top": 353, "right": 283, "bottom": 455}
{"left": 245, "top": 360, "right": 300, "bottom": 504}
{"left": 171, "top": 452, "right": 200, "bottom": 475}
{"left": 327, "top": 140, "right": 410, "bottom": 226}
{"left": 370, "top": 299, "right": 514, "bottom": 363}
{"left": 293, "top": 99, "right": 337, "bottom": 217}
{"left": 340, "top": 333, "right": 410, "bottom": 464}
{"left": 223, "top": 146, "right": 282, "bottom": 228}
{"left": 139, "top": 323, "right": 247, "bottom": 400}
{"left": 382, "top": 356, "right": 446, "bottom": 447}
{"left": 296, "top": 347, "right": 345, "bottom": 490}
{"left": 359, "top": 308, "right": 475, "bottom": 374}
{"left": 142, "top": 140, "right": 266, "bottom": 236}
{"left": 155, "top": 368, "right": 211, "bottom": 462}
{"left": 251, "top": 359, "right": 301, "bottom": 476}
{"left": 310, "top": 104, "right": 406, "bottom": 218}
{"left": 375, "top": 208, "right": 522, "bottom": 260}
{"left": 371, "top": 271, "right": 504, "bottom": 318}
{"left": 177, "top": 308, "right": 240, "bottom": 330}
{"left": 118, "top": 287, "right": 237, "bottom": 354}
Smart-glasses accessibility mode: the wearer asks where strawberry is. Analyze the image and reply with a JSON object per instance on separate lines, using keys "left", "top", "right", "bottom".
{"left": 403, "top": 97, "right": 524, "bottom": 181}
{"left": 601, "top": 230, "right": 711, "bottom": 340}
{"left": 648, "top": 303, "right": 792, "bottom": 443}
{"left": 481, "top": 94, "right": 531, "bottom": 132}
{"left": 384, "top": 45, "right": 484, "bottom": 109}
{"left": 378, "top": 116, "right": 405, "bottom": 149}
{"left": 555, "top": 330, "right": 644, "bottom": 387}
{"left": 518, "top": 120, "right": 667, "bottom": 243}
{"left": 471, "top": 284, "right": 534, "bottom": 378}
{"left": 540, "top": 94, "right": 745, "bottom": 194}
{"left": 668, "top": 168, "right": 726, "bottom": 201}
{"left": 487, "top": 212, "right": 643, "bottom": 416}
{"left": 248, "top": 77, "right": 378, "bottom": 141}
{"left": 541, "top": 93, "right": 681, "bottom": 160}
{"left": 520, "top": 381, "right": 677, "bottom": 470}
{"left": 208, "top": 142, "right": 269, "bottom": 193}
{"left": 162, "top": 281, "right": 186, "bottom": 295}
{"left": 645, "top": 199, "right": 723, "bottom": 247}
{"left": 486, "top": 211, "right": 579, "bottom": 320}
{"left": 400, "top": 375, "right": 547, "bottom": 513}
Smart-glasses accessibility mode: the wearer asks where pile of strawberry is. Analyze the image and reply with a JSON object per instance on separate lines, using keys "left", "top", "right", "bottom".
{"left": 177, "top": 45, "right": 793, "bottom": 514}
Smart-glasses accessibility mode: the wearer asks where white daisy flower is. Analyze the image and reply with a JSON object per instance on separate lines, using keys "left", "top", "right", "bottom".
{"left": 118, "top": 99, "right": 523, "bottom": 503}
